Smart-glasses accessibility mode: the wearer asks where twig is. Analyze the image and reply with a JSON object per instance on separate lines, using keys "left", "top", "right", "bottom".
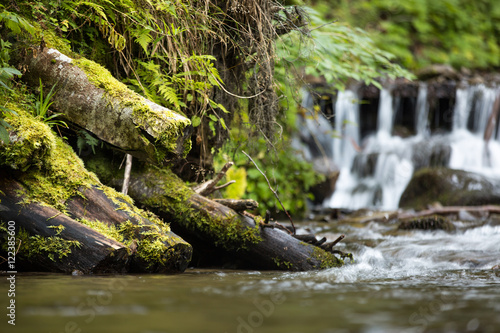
{"left": 193, "top": 162, "right": 234, "bottom": 196}
{"left": 213, "top": 180, "right": 236, "bottom": 191}
{"left": 331, "top": 234, "right": 345, "bottom": 247}
{"left": 242, "top": 150, "right": 296, "bottom": 234}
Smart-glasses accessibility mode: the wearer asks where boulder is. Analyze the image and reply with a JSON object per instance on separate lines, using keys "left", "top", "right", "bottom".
{"left": 399, "top": 167, "right": 500, "bottom": 210}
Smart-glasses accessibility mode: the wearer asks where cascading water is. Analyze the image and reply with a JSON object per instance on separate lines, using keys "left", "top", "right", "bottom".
{"left": 328, "top": 87, "right": 415, "bottom": 210}
{"left": 449, "top": 84, "right": 500, "bottom": 177}
{"left": 299, "top": 82, "right": 500, "bottom": 211}
{"left": 415, "top": 83, "right": 429, "bottom": 137}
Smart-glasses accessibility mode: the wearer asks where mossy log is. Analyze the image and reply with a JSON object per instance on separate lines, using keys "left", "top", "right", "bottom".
{"left": 18, "top": 46, "right": 192, "bottom": 163}
{"left": 66, "top": 185, "right": 193, "bottom": 273}
{"left": 0, "top": 104, "right": 192, "bottom": 274}
{"left": 110, "top": 165, "right": 344, "bottom": 271}
{"left": 0, "top": 175, "right": 129, "bottom": 274}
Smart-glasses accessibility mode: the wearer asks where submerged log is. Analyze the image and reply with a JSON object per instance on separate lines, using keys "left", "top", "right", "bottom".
{"left": 0, "top": 176, "right": 128, "bottom": 274}
{"left": 110, "top": 165, "right": 344, "bottom": 271}
{"left": 17, "top": 47, "right": 191, "bottom": 163}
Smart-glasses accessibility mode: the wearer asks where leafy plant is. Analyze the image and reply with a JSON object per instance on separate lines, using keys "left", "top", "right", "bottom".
{"left": 76, "top": 129, "right": 100, "bottom": 154}
{"left": 33, "top": 79, "right": 68, "bottom": 129}
{"left": 316, "top": 0, "right": 500, "bottom": 70}
{"left": 0, "top": 105, "right": 16, "bottom": 143}
{"left": 0, "top": 8, "right": 35, "bottom": 143}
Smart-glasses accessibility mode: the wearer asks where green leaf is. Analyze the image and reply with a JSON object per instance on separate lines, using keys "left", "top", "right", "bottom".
{"left": 191, "top": 115, "right": 201, "bottom": 127}
{"left": 0, "top": 124, "right": 9, "bottom": 143}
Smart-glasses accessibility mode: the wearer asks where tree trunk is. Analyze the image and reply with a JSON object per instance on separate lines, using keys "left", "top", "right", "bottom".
{"left": 112, "top": 165, "right": 344, "bottom": 271}
{"left": 17, "top": 47, "right": 192, "bottom": 163}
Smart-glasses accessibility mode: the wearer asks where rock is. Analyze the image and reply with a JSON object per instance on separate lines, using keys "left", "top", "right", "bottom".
{"left": 416, "top": 64, "right": 459, "bottom": 81}
{"left": 399, "top": 167, "right": 500, "bottom": 210}
{"left": 398, "top": 215, "right": 456, "bottom": 231}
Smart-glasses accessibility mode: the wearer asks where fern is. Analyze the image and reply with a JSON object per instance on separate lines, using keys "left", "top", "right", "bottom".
{"left": 76, "top": 129, "right": 100, "bottom": 154}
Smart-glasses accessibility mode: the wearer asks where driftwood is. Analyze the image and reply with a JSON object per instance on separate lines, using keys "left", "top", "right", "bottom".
{"left": 110, "top": 165, "right": 345, "bottom": 271}
{"left": 398, "top": 205, "right": 500, "bottom": 220}
{"left": 17, "top": 47, "right": 191, "bottom": 162}
{"left": 0, "top": 175, "right": 128, "bottom": 274}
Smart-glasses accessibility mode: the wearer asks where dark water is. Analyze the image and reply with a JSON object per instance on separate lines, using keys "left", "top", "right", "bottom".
{"left": 1, "top": 220, "right": 500, "bottom": 333}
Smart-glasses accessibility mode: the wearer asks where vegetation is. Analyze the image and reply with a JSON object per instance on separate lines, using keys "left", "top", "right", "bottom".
{"left": 1, "top": 0, "right": 412, "bottom": 219}
{"left": 304, "top": 0, "right": 500, "bottom": 70}
{"left": 0, "top": 7, "right": 33, "bottom": 142}
{"left": 32, "top": 79, "right": 68, "bottom": 129}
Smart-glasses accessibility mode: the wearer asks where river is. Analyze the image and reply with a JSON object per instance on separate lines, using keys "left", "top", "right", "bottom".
{"left": 2, "top": 217, "right": 499, "bottom": 333}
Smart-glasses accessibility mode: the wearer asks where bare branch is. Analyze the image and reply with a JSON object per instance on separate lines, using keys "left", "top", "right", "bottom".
{"left": 242, "top": 150, "right": 296, "bottom": 234}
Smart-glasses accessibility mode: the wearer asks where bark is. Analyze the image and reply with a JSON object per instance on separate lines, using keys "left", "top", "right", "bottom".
{"left": 17, "top": 47, "right": 192, "bottom": 163}
{"left": 110, "top": 165, "right": 344, "bottom": 271}
{"left": 0, "top": 175, "right": 129, "bottom": 274}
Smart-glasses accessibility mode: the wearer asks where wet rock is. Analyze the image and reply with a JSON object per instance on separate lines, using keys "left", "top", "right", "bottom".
{"left": 398, "top": 215, "right": 456, "bottom": 231}
{"left": 310, "top": 168, "right": 340, "bottom": 205}
{"left": 416, "top": 64, "right": 459, "bottom": 81}
{"left": 399, "top": 167, "right": 500, "bottom": 210}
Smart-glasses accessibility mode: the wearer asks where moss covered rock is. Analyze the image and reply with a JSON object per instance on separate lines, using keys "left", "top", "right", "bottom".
{"left": 399, "top": 167, "right": 500, "bottom": 210}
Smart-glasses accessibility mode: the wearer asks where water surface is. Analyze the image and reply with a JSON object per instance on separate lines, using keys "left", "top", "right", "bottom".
{"left": 1, "top": 220, "right": 499, "bottom": 333}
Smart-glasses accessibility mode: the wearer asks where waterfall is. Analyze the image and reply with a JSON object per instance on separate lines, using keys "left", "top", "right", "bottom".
{"left": 449, "top": 85, "right": 500, "bottom": 178}
{"left": 327, "top": 87, "right": 414, "bottom": 210}
{"left": 332, "top": 90, "right": 360, "bottom": 169}
{"left": 415, "top": 83, "right": 429, "bottom": 136}
{"left": 377, "top": 87, "right": 393, "bottom": 137}
{"left": 296, "top": 82, "right": 500, "bottom": 210}
{"left": 452, "top": 86, "right": 472, "bottom": 131}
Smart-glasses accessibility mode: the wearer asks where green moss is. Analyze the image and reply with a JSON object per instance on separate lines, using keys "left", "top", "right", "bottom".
{"left": 73, "top": 58, "right": 192, "bottom": 160}
{"left": 0, "top": 224, "right": 80, "bottom": 262}
{"left": 310, "top": 246, "right": 344, "bottom": 269}
{"left": 144, "top": 166, "right": 262, "bottom": 251}
{"left": 0, "top": 104, "right": 56, "bottom": 170}
{"left": 78, "top": 218, "right": 124, "bottom": 243}
{"left": 77, "top": 215, "right": 182, "bottom": 270}
{"left": 0, "top": 103, "right": 99, "bottom": 211}
{"left": 31, "top": 21, "right": 73, "bottom": 56}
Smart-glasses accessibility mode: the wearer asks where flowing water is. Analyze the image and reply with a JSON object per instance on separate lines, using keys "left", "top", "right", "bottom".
{"left": 2, "top": 218, "right": 500, "bottom": 333}
{"left": 300, "top": 83, "right": 500, "bottom": 210}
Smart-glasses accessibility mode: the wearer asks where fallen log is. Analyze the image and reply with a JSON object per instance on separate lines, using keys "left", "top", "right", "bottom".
{"left": 110, "top": 165, "right": 345, "bottom": 271}
{"left": 0, "top": 176, "right": 128, "bottom": 274}
{"left": 0, "top": 107, "right": 192, "bottom": 273}
{"left": 17, "top": 46, "right": 192, "bottom": 163}
{"left": 66, "top": 185, "right": 193, "bottom": 273}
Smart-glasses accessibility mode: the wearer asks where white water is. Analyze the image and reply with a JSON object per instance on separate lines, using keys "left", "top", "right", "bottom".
{"left": 415, "top": 83, "right": 429, "bottom": 137}
{"left": 332, "top": 90, "right": 360, "bottom": 169}
{"left": 449, "top": 85, "right": 500, "bottom": 178}
{"left": 313, "top": 83, "right": 500, "bottom": 210}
